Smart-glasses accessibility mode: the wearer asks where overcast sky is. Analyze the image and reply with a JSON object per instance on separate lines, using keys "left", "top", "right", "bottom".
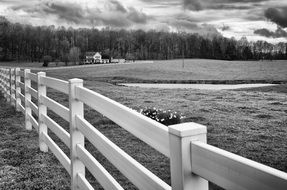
{"left": 1, "top": 0, "right": 287, "bottom": 43}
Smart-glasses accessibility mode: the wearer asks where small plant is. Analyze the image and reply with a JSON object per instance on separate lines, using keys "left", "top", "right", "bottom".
{"left": 139, "top": 107, "right": 185, "bottom": 126}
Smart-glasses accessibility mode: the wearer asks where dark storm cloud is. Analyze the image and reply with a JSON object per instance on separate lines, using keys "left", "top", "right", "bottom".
{"left": 43, "top": 2, "right": 86, "bottom": 24}
{"left": 183, "top": 0, "right": 269, "bottom": 11}
{"left": 127, "top": 7, "right": 149, "bottom": 24}
{"left": 254, "top": 27, "right": 287, "bottom": 38}
{"left": 165, "top": 14, "right": 222, "bottom": 38}
{"left": 9, "top": 0, "right": 150, "bottom": 27}
{"left": 183, "top": 0, "right": 202, "bottom": 10}
{"left": 264, "top": 7, "right": 287, "bottom": 28}
{"left": 109, "top": 0, "right": 127, "bottom": 13}
{"left": 140, "top": 0, "right": 180, "bottom": 5}
{"left": 11, "top": 1, "right": 86, "bottom": 24}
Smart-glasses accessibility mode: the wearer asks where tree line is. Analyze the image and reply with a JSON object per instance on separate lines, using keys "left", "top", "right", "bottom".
{"left": 0, "top": 16, "right": 286, "bottom": 63}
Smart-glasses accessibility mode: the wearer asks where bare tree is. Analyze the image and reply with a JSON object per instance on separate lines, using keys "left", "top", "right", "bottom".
{"left": 69, "top": 46, "right": 80, "bottom": 65}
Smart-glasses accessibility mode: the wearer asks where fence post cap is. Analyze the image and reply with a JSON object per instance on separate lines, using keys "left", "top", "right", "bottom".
{"left": 69, "top": 78, "right": 83, "bottom": 84}
{"left": 168, "top": 122, "right": 206, "bottom": 137}
{"left": 37, "top": 71, "right": 46, "bottom": 77}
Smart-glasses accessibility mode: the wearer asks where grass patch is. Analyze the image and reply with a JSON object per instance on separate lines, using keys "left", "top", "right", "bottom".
{"left": 0, "top": 94, "right": 70, "bottom": 190}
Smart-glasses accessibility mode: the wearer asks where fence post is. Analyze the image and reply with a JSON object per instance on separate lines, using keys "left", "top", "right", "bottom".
{"left": 168, "top": 122, "right": 208, "bottom": 190}
{"left": 37, "top": 72, "right": 48, "bottom": 152}
{"left": 5, "top": 69, "right": 9, "bottom": 102}
{"left": 0, "top": 69, "right": 3, "bottom": 94}
{"left": 11, "top": 68, "right": 15, "bottom": 106}
{"left": 1, "top": 69, "right": 4, "bottom": 95}
{"left": 15, "top": 68, "right": 21, "bottom": 111}
{"left": 9, "top": 68, "right": 13, "bottom": 105}
{"left": 2, "top": 69, "right": 5, "bottom": 96}
{"left": 24, "top": 69, "right": 32, "bottom": 130}
{"left": 69, "top": 78, "right": 85, "bottom": 190}
{"left": 5, "top": 69, "right": 8, "bottom": 102}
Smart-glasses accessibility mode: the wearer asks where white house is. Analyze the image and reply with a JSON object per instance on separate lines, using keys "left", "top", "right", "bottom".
{"left": 84, "top": 52, "right": 106, "bottom": 64}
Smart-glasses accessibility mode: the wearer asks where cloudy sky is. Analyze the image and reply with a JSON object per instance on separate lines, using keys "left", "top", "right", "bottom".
{"left": 1, "top": 0, "right": 287, "bottom": 43}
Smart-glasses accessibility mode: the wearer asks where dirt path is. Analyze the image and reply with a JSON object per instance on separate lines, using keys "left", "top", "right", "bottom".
{"left": 119, "top": 83, "right": 278, "bottom": 90}
{"left": 0, "top": 94, "right": 70, "bottom": 189}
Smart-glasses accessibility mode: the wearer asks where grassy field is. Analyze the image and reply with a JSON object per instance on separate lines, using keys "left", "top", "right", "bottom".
{"left": 49, "top": 59, "right": 287, "bottom": 82}
{"left": 0, "top": 59, "right": 287, "bottom": 189}
{"left": 1, "top": 59, "right": 287, "bottom": 82}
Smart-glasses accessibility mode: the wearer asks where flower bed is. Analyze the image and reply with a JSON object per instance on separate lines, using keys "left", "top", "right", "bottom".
{"left": 139, "top": 107, "right": 185, "bottom": 126}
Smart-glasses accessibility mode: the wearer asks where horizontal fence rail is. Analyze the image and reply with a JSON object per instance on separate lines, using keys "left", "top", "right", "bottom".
{"left": 0, "top": 67, "right": 286, "bottom": 190}
{"left": 75, "top": 86, "right": 170, "bottom": 157}
{"left": 27, "top": 99, "right": 38, "bottom": 116}
{"left": 43, "top": 114, "right": 70, "bottom": 148}
{"left": 75, "top": 115, "right": 171, "bottom": 190}
{"left": 27, "top": 72, "right": 37, "bottom": 82}
{"left": 76, "top": 144, "right": 124, "bottom": 190}
{"left": 191, "top": 141, "right": 287, "bottom": 190}
{"left": 27, "top": 86, "right": 38, "bottom": 99}
{"left": 39, "top": 76, "right": 69, "bottom": 94}
{"left": 42, "top": 132, "right": 71, "bottom": 175}
{"left": 28, "top": 113, "right": 39, "bottom": 131}
{"left": 40, "top": 95, "right": 69, "bottom": 122}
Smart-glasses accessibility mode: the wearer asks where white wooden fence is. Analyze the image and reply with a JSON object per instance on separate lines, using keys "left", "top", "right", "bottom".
{"left": 0, "top": 67, "right": 286, "bottom": 190}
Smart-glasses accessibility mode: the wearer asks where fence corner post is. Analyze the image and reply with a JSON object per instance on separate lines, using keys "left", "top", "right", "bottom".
{"left": 168, "top": 122, "right": 208, "bottom": 190}
{"left": 15, "top": 68, "right": 21, "bottom": 111}
{"left": 24, "top": 69, "right": 32, "bottom": 130}
{"left": 69, "top": 78, "right": 85, "bottom": 190}
{"left": 37, "top": 71, "right": 48, "bottom": 152}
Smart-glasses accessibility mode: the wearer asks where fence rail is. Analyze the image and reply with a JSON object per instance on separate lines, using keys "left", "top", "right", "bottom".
{"left": 0, "top": 67, "right": 286, "bottom": 190}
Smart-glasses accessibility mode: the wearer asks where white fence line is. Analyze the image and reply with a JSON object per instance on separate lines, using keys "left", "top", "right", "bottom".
{"left": 42, "top": 132, "right": 71, "bottom": 175}
{"left": 40, "top": 95, "right": 70, "bottom": 122}
{"left": 28, "top": 113, "right": 39, "bottom": 131}
{"left": 27, "top": 86, "right": 38, "bottom": 99}
{"left": 0, "top": 67, "right": 286, "bottom": 190}
{"left": 75, "top": 85, "right": 170, "bottom": 157}
{"left": 43, "top": 114, "right": 70, "bottom": 148}
{"left": 76, "top": 144, "right": 124, "bottom": 190}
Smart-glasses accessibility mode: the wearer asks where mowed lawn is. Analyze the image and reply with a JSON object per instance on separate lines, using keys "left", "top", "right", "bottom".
{"left": 1, "top": 59, "right": 287, "bottom": 81}
{"left": 1, "top": 59, "right": 287, "bottom": 189}
{"left": 51, "top": 59, "right": 287, "bottom": 81}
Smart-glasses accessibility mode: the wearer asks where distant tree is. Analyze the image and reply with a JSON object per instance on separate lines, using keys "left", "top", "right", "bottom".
{"left": 242, "top": 46, "right": 253, "bottom": 60}
{"left": 61, "top": 54, "right": 69, "bottom": 66}
{"left": 103, "top": 48, "right": 111, "bottom": 55}
{"left": 43, "top": 55, "right": 52, "bottom": 67}
{"left": 69, "top": 46, "right": 80, "bottom": 65}
{"left": 0, "top": 16, "right": 286, "bottom": 62}
{"left": 225, "top": 41, "right": 237, "bottom": 60}
{"left": 125, "top": 52, "right": 136, "bottom": 61}
{"left": 212, "top": 38, "right": 222, "bottom": 59}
